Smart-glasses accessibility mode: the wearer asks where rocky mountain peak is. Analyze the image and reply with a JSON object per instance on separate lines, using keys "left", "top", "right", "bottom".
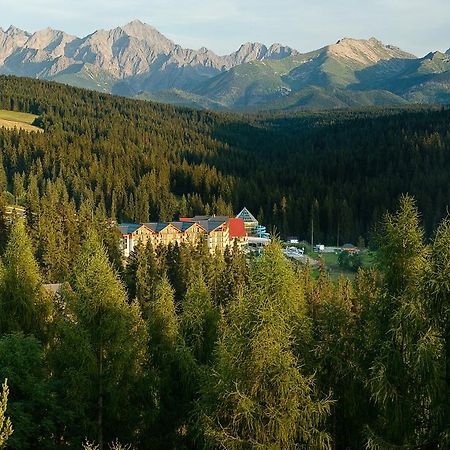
{"left": 0, "top": 25, "right": 31, "bottom": 63}
{"left": 231, "top": 42, "right": 268, "bottom": 62}
{"left": 267, "top": 43, "right": 299, "bottom": 60}
{"left": 25, "top": 28, "right": 76, "bottom": 52}
{"left": 5, "top": 25, "right": 30, "bottom": 38}
{"left": 329, "top": 37, "right": 415, "bottom": 65}
{"left": 0, "top": 21, "right": 446, "bottom": 112}
{"left": 423, "top": 50, "right": 447, "bottom": 60}
{"left": 121, "top": 20, "right": 173, "bottom": 45}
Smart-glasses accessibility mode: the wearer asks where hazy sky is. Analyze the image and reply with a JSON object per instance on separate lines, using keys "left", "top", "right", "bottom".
{"left": 1, "top": 0, "right": 449, "bottom": 56}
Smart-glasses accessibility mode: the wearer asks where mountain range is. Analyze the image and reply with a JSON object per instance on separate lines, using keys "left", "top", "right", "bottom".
{"left": 1, "top": 20, "right": 449, "bottom": 111}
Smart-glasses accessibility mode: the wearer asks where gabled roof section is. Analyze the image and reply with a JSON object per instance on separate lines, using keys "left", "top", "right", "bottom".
{"left": 189, "top": 215, "right": 211, "bottom": 221}
{"left": 236, "top": 207, "right": 258, "bottom": 224}
{"left": 145, "top": 222, "right": 181, "bottom": 232}
{"left": 118, "top": 223, "right": 141, "bottom": 235}
{"left": 198, "top": 220, "right": 228, "bottom": 232}
{"left": 228, "top": 218, "right": 247, "bottom": 238}
{"left": 171, "top": 221, "right": 207, "bottom": 232}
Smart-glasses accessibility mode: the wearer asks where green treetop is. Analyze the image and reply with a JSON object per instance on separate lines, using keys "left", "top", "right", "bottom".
{"left": 0, "top": 219, "right": 50, "bottom": 337}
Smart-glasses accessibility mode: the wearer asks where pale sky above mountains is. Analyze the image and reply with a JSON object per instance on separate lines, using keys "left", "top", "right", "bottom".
{"left": 2, "top": 0, "right": 449, "bottom": 57}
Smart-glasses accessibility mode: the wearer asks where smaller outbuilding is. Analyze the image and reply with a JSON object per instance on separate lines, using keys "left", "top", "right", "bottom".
{"left": 341, "top": 243, "right": 359, "bottom": 253}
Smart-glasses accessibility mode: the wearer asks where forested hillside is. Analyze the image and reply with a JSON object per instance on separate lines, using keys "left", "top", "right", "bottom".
{"left": 1, "top": 197, "right": 450, "bottom": 449}
{"left": 1, "top": 75, "right": 450, "bottom": 246}
{"left": 2, "top": 76, "right": 450, "bottom": 449}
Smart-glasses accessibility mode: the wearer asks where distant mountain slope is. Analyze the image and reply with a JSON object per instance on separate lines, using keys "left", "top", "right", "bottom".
{"left": 253, "top": 86, "right": 409, "bottom": 112}
{"left": 0, "top": 20, "right": 299, "bottom": 95}
{"left": 189, "top": 38, "right": 417, "bottom": 109}
{"left": 0, "top": 21, "right": 449, "bottom": 111}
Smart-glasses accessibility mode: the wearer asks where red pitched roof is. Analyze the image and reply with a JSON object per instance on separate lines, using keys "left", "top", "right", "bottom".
{"left": 228, "top": 218, "right": 247, "bottom": 238}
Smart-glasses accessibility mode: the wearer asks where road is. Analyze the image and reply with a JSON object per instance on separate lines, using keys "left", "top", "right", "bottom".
{"left": 283, "top": 249, "right": 320, "bottom": 266}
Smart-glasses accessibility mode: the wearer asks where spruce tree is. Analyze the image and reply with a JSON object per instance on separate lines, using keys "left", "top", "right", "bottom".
{"left": 145, "top": 276, "right": 196, "bottom": 448}
{"left": 0, "top": 333, "right": 56, "bottom": 449}
{"left": 0, "top": 197, "right": 8, "bottom": 254}
{"left": 312, "top": 276, "right": 370, "bottom": 448}
{"left": 181, "top": 273, "right": 219, "bottom": 365}
{"left": 0, "top": 219, "right": 50, "bottom": 337}
{"left": 52, "top": 230, "right": 148, "bottom": 449}
{"left": 426, "top": 216, "right": 450, "bottom": 446}
{"left": 198, "top": 242, "right": 331, "bottom": 449}
{"left": 135, "top": 241, "right": 159, "bottom": 313}
{"left": 366, "top": 196, "right": 441, "bottom": 448}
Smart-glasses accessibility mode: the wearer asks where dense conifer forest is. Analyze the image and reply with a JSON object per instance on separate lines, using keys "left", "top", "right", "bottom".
{"left": 2, "top": 76, "right": 450, "bottom": 449}
{"left": 1, "top": 196, "right": 450, "bottom": 449}
{"left": 1, "top": 76, "right": 450, "bottom": 244}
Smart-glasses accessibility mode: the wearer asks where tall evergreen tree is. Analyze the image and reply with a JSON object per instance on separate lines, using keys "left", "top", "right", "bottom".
{"left": 181, "top": 273, "right": 219, "bottom": 365}
{"left": 135, "top": 241, "right": 159, "bottom": 313}
{"left": 312, "top": 276, "right": 372, "bottom": 448}
{"left": 52, "top": 231, "right": 148, "bottom": 449}
{"left": 366, "top": 196, "right": 442, "bottom": 448}
{"left": 198, "top": 242, "right": 331, "bottom": 449}
{"left": 0, "top": 333, "right": 56, "bottom": 449}
{"left": 0, "top": 219, "right": 50, "bottom": 337}
{"left": 426, "top": 216, "right": 450, "bottom": 446}
{"left": 145, "top": 276, "right": 196, "bottom": 448}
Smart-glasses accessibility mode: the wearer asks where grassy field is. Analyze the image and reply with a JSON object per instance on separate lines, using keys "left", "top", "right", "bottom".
{"left": 312, "top": 250, "right": 377, "bottom": 281}
{"left": 0, "top": 110, "right": 43, "bottom": 132}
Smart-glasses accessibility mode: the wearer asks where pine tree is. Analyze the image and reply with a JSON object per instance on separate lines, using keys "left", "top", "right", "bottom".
{"left": 0, "top": 196, "right": 9, "bottom": 254}
{"left": 52, "top": 230, "right": 148, "bottom": 449}
{"left": 426, "top": 216, "right": 450, "bottom": 446}
{"left": 135, "top": 242, "right": 159, "bottom": 313}
{"left": 198, "top": 242, "right": 331, "bottom": 449}
{"left": 181, "top": 273, "right": 219, "bottom": 365}
{"left": 0, "top": 333, "right": 56, "bottom": 448}
{"left": 216, "top": 242, "right": 248, "bottom": 307}
{"left": 145, "top": 276, "right": 197, "bottom": 448}
{"left": 123, "top": 241, "right": 144, "bottom": 301}
{"left": 0, "top": 219, "right": 50, "bottom": 337}
{"left": 312, "top": 276, "right": 371, "bottom": 448}
{"left": 366, "top": 196, "right": 441, "bottom": 448}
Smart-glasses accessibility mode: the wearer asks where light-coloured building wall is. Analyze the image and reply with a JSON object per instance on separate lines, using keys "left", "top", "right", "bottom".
{"left": 183, "top": 224, "right": 206, "bottom": 245}
{"left": 119, "top": 218, "right": 244, "bottom": 258}
{"left": 208, "top": 225, "right": 230, "bottom": 253}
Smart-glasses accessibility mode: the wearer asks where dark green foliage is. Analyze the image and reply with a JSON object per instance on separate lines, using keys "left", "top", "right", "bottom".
{"left": 181, "top": 274, "right": 220, "bottom": 365}
{"left": 51, "top": 231, "right": 148, "bottom": 448}
{"left": 0, "top": 334, "right": 55, "bottom": 449}
{"left": 144, "top": 276, "right": 197, "bottom": 449}
{"left": 338, "top": 250, "right": 362, "bottom": 272}
{"left": 1, "top": 76, "right": 450, "bottom": 248}
{"left": 0, "top": 219, "right": 51, "bottom": 338}
{"left": 197, "top": 242, "right": 331, "bottom": 449}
